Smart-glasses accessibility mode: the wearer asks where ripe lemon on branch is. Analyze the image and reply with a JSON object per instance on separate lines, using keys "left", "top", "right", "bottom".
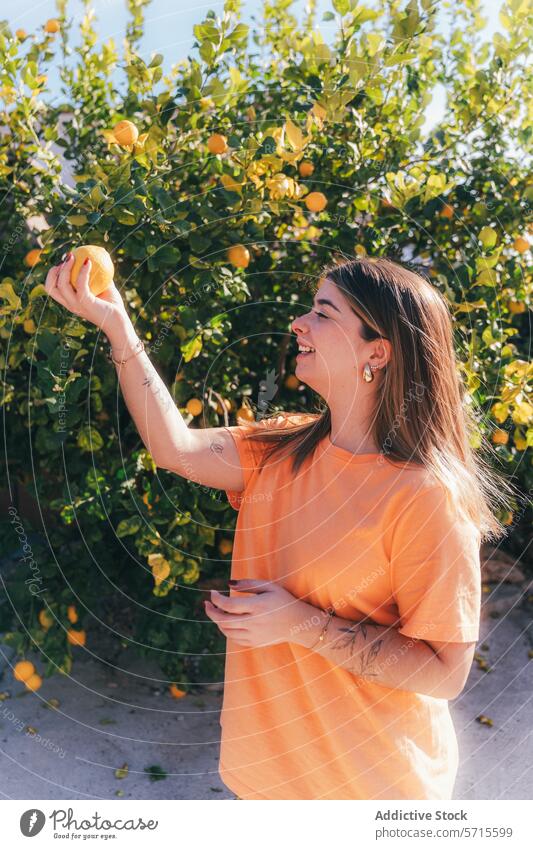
{"left": 44, "top": 19, "right": 60, "bottom": 34}
{"left": 25, "top": 248, "right": 43, "bottom": 267}
{"left": 13, "top": 660, "right": 35, "bottom": 681}
{"left": 186, "top": 398, "right": 203, "bottom": 416}
{"left": 227, "top": 245, "right": 250, "bottom": 268}
{"left": 305, "top": 191, "right": 327, "bottom": 213}
{"left": 299, "top": 160, "right": 314, "bottom": 177}
{"left": 69, "top": 246, "right": 114, "bottom": 295}
{"left": 513, "top": 236, "right": 529, "bottom": 253}
{"left": 113, "top": 120, "right": 139, "bottom": 146}
{"left": 207, "top": 134, "right": 228, "bottom": 154}
{"left": 67, "top": 629, "right": 86, "bottom": 646}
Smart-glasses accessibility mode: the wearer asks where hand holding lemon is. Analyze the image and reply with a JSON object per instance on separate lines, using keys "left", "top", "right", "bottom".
{"left": 45, "top": 245, "right": 129, "bottom": 332}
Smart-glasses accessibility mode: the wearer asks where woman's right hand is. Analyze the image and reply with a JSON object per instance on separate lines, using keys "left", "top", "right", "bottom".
{"left": 44, "top": 252, "right": 130, "bottom": 333}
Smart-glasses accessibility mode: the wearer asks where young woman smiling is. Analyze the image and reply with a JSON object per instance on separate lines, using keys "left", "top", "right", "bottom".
{"left": 45, "top": 254, "right": 514, "bottom": 800}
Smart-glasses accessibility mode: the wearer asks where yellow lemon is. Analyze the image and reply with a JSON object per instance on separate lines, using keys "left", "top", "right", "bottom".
{"left": 298, "top": 160, "right": 314, "bottom": 178}
{"left": 491, "top": 429, "right": 509, "bottom": 445}
{"left": 227, "top": 245, "right": 250, "bottom": 268}
{"left": 39, "top": 609, "right": 53, "bottom": 630}
{"left": 219, "top": 539, "right": 233, "bottom": 556}
{"left": 207, "top": 134, "right": 228, "bottom": 155}
{"left": 70, "top": 245, "right": 114, "bottom": 295}
{"left": 112, "top": 120, "right": 139, "bottom": 147}
{"left": 236, "top": 406, "right": 254, "bottom": 422}
{"left": 305, "top": 192, "right": 327, "bottom": 213}
{"left": 284, "top": 375, "right": 300, "bottom": 390}
{"left": 169, "top": 684, "right": 187, "bottom": 699}
{"left": 216, "top": 398, "right": 232, "bottom": 415}
{"left": 24, "top": 248, "right": 42, "bottom": 268}
{"left": 44, "top": 19, "right": 60, "bottom": 34}
{"left": 25, "top": 673, "right": 42, "bottom": 691}
{"left": 508, "top": 300, "right": 526, "bottom": 314}
{"left": 14, "top": 660, "right": 35, "bottom": 682}
{"left": 67, "top": 629, "right": 86, "bottom": 646}
{"left": 186, "top": 398, "right": 203, "bottom": 416}
{"left": 513, "top": 236, "right": 529, "bottom": 254}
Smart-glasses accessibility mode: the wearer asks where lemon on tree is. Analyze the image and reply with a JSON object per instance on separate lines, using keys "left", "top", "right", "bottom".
{"left": 285, "top": 375, "right": 300, "bottom": 390}
{"left": 219, "top": 538, "right": 233, "bottom": 555}
{"left": 207, "top": 134, "right": 228, "bottom": 154}
{"left": 216, "top": 398, "right": 232, "bottom": 415}
{"left": 298, "top": 160, "right": 314, "bottom": 177}
{"left": 227, "top": 245, "right": 250, "bottom": 268}
{"left": 236, "top": 406, "right": 254, "bottom": 422}
{"left": 513, "top": 236, "right": 529, "bottom": 253}
{"left": 39, "top": 609, "right": 53, "bottom": 630}
{"left": 13, "top": 660, "right": 35, "bottom": 681}
{"left": 44, "top": 19, "right": 60, "bottom": 34}
{"left": 186, "top": 398, "right": 203, "bottom": 416}
{"left": 112, "top": 119, "right": 139, "bottom": 147}
{"left": 25, "top": 673, "right": 42, "bottom": 692}
{"left": 305, "top": 192, "right": 327, "bottom": 212}
{"left": 67, "top": 605, "right": 78, "bottom": 624}
{"left": 24, "top": 248, "right": 42, "bottom": 267}
{"left": 69, "top": 245, "right": 114, "bottom": 295}
{"left": 67, "top": 629, "right": 86, "bottom": 646}
{"left": 492, "top": 429, "right": 509, "bottom": 445}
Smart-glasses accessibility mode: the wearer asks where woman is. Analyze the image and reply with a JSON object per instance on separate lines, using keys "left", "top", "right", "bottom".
{"left": 45, "top": 253, "right": 513, "bottom": 800}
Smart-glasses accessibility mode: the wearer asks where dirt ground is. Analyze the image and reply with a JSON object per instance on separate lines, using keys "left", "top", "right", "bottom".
{"left": 1, "top": 580, "right": 532, "bottom": 800}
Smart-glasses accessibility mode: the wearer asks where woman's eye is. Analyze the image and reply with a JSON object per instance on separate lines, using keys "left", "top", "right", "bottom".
{"left": 313, "top": 310, "right": 328, "bottom": 319}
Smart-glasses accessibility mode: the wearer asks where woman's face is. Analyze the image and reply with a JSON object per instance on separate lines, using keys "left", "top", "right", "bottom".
{"left": 291, "top": 277, "right": 387, "bottom": 398}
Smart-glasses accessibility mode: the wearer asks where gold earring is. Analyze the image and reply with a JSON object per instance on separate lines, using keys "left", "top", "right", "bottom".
{"left": 362, "top": 363, "right": 379, "bottom": 382}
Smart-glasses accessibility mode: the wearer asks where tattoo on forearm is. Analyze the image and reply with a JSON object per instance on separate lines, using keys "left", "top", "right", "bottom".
{"left": 210, "top": 441, "right": 224, "bottom": 455}
{"left": 331, "top": 621, "right": 385, "bottom": 678}
{"left": 141, "top": 370, "right": 172, "bottom": 412}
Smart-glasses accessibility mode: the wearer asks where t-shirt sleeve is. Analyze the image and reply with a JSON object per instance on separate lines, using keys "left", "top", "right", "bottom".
{"left": 222, "top": 423, "right": 271, "bottom": 511}
{"left": 222, "top": 412, "right": 317, "bottom": 510}
{"left": 390, "top": 483, "right": 481, "bottom": 643}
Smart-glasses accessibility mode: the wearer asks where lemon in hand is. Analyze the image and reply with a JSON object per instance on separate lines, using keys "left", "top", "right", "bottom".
{"left": 70, "top": 246, "right": 114, "bottom": 295}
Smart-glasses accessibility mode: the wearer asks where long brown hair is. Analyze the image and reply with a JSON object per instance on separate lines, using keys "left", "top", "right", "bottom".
{"left": 241, "top": 256, "right": 518, "bottom": 543}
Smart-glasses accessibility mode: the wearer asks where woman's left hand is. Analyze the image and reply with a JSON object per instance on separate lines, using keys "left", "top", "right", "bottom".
{"left": 204, "top": 579, "right": 313, "bottom": 648}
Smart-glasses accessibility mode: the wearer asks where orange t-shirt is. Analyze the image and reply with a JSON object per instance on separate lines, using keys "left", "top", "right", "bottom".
{"left": 218, "top": 413, "right": 481, "bottom": 800}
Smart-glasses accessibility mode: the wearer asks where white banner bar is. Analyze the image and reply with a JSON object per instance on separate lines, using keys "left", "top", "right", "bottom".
{"left": 1, "top": 799, "right": 529, "bottom": 848}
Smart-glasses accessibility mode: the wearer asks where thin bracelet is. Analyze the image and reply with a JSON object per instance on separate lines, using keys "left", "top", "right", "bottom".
{"left": 309, "top": 606, "right": 336, "bottom": 650}
{"left": 106, "top": 338, "right": 146, "bottom": 366}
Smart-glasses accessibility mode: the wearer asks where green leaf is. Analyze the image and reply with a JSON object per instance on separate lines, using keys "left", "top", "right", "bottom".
{"left": 181, "top": 334, "right": 203, "bottom": 362}
{"left": 116, "top": 517, "right": 142, "bottom": 538}
{"left": 36, "top": 329, "right": 59, "bottom": 357}
{"left": 144, "top": 765, "right": 167, "bottom": 782}
{"left": 333, "top": 0, "right": 350, "bottom": 14}
{"left": 479, "top": 226, "right": 498, "bottom": 249}
{"left": 0, "top": 280, "right": 21, "bottom": 313}
{"left": 77, "top": 425, "right": 104, "bottom": 453}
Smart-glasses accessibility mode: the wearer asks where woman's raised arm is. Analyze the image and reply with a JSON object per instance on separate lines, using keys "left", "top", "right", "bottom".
{"left": 44, "top": 253, "right": 244, "bottom": 493}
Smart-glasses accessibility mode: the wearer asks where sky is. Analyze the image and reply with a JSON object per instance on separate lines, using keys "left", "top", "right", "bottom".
{"left": 2, "top": 0, "right": 505, "bottom": 134}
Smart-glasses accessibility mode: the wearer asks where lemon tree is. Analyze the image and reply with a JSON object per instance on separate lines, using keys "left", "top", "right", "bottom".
{"left": 0, "top": 0, "right": 531, "bottom": 692}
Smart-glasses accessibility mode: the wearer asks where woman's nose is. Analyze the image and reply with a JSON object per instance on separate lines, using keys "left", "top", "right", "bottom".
{"left": 291, "top": 313, "right": 309, "bottom": 334}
